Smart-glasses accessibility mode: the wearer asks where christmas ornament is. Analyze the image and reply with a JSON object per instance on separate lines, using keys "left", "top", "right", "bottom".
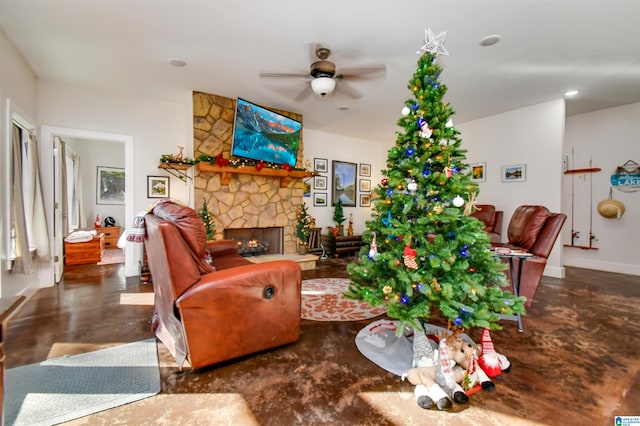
{"left": 383, "top": 285, "right": 393, "bottom": 295}
{"left": 407, "top": 179, "right": 418, "bottom": 194}
{"left": 256, "top": 160, "right": 265, "bottom": 171}
{"left": 401, "top": 106, "right": 411, "bottom": 116}
{"left": 416, "top": 28, "right": 450, "bottom": 56}
{"left": 403, "top": 243, "right": 418, "bottom": 269}
{"left": 446, "top": 118, "right": 454, "bottom": 127}
{"left": 463, "top": 192, "right": 479, "bottom": 216}
{"left": 444, "top": 165, "right": 453, "bottom": 178}
{"left": 452, "top": 195, "right": 465, "bottom": 207}
{"left": 417, "top": 118, "right": 432, "bottom": 138}
{"left": 381, "top": 178, "right": 388, "bottom": 186}
{"left": 368, "top": 234, "right": 379, "bottom": 259}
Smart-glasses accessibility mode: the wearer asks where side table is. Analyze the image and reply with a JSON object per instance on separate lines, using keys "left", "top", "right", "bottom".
{"left": 321, "top": 234, "right": 363, "bottom": 258}
{"left": 495, "top": 251, "right": 534, "bottom": 332}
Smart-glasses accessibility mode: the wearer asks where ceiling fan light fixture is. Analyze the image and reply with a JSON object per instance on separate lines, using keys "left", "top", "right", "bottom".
{"left": 311, "top": 77, "right": 336, "bottom": 97}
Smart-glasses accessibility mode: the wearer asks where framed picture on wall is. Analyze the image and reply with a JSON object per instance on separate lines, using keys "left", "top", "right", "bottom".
{"left": 470, "top": 162, "right": 486, "bottom": 182}
{"left": 359, "top": 179, "right": 371, "bottom": 192}
{"left": 147, "top": 175, "right": 170, "bottom": 198}
{"left": 96, "top": 166, "right": 125, "bottom": 205}
{"left": 332, "top": 160, "right": 357, "bottom": 207}
{"left": 314, "top": 158, "right": 328, "bottom": 173}
{"left": 360, "top": 194, "right": 371, "bottom": 207}
{"left": 314, "top": 175, "right": 327, "bottom": 190}
{"left": 359, "top": 163, "right": 371, "bottom": 177}
{"left": 501, "top": 164, "right": 526, "bottom": 183}
{"left": 313, "top": 192, "right": 328, "bottom": 207}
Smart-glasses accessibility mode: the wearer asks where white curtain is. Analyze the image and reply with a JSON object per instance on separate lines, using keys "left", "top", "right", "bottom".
{"left": 9, "top": 124, "right": 51, "bottom": 274}
{"left": 74, "top": 154, "right": 87, "bottom": 229}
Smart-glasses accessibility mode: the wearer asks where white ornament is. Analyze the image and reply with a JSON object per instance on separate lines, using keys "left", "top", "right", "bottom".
{"left": 453, "top": 195, "right": 465, "bottom": 207}
{"left": 407, "top": 180, "right": 418, "bottom": 194}
{"left": 446, "top": 118, "right": 454, "bottom": 127}
{"left": 401, "top": 106, "right": 411, "bottom": 116}
{"left": 417, "top": 28, "right": 449, "bottom": 56}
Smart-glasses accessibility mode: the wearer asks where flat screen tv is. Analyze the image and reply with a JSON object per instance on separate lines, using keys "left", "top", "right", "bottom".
{"left": 231, "top": 98, "right": 301, "bottom": 167}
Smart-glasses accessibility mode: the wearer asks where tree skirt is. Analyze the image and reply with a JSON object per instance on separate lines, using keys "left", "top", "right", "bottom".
{"left": 301, "top": 278, "right": 387, "bottom": 321}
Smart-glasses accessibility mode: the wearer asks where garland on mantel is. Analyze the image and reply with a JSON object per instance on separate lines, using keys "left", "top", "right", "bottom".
{"left": 194, "top": 153, "right": 309, "bottom": 172}
{"left": 160, "top": 154, "right": 196, "bottom": 165}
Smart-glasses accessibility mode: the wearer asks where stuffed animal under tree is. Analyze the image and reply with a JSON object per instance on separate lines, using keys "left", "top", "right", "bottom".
{"left": 345, "top": 28, "right": 525, "bottom": 333}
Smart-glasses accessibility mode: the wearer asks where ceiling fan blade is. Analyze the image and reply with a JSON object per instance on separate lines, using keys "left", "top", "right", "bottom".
{"left": 294, "top": 84, "right": 314, "bottom": 101}
{"left": 336, "top": 64, "right": 386, "bottom": 80}
{"left": 334, "top": 80, "right": 362, "bottom": 99}
{"left": 259, "top": 71, "right": 309, "bottom": 79}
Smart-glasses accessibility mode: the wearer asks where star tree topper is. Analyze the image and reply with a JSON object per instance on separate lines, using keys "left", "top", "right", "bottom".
{"left": 417, "top": 28, "right": 449, "bottom": 56}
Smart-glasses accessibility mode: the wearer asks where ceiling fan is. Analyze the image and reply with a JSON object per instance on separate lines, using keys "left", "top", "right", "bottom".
{"left": 259, "top": 43, "right": 386, "bottom": 101}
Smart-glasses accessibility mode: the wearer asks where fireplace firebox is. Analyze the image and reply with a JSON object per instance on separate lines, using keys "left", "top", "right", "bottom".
{"left": 224, "top": 227, "right": 284, "bottom": 257}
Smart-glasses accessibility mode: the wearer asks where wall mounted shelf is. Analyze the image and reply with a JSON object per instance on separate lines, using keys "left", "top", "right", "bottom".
{"left": 158, "top": 162, "right": 194, "bottom": 181}
{"left": 564, "top": 167, "right": 601, "bottom": 174}
{"left": 196, "top": 162, "right": 313, "bottom": 188}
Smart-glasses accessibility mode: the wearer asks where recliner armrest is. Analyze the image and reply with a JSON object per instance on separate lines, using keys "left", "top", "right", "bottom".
{"left": 206, "top": 239, "right": 240, "bottom": 257}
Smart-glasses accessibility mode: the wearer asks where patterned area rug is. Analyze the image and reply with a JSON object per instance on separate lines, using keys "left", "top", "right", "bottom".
{"left": 301, "top": 278, "right": 386, "bottom": 321}
{"left": 98, "top": 248, "right": 125, "bottom": 265}
{"left": 5, "top": 339, "right": 160, "bottom": 426}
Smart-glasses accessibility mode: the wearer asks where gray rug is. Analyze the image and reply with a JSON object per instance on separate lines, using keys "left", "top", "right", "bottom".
{"left": 5, "top": 339, "right": 160, "bottom": 426}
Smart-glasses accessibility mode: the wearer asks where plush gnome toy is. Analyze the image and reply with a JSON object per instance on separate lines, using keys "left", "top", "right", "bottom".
{"left": 478, "top": 328, "right": 511, "bottom": 378}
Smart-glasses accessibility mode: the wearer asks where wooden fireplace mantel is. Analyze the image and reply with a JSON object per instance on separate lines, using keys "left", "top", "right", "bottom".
{"left": 196, "top": 162, "right": 314, "bottom": 188}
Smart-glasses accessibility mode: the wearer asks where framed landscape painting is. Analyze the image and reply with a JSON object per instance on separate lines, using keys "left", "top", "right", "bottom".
{"left": 332, "top": 160, "right": 357, "bottom": 207}
{"left": 97, "top": 166, "right": 125, "bottom": 205}
{"left": 501, "top": 164, "right": 526, "bottom": 183}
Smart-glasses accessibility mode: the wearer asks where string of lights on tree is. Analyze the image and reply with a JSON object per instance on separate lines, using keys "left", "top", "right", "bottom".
{"left": 345, "top": 28, "right": 525, "bottom": 333}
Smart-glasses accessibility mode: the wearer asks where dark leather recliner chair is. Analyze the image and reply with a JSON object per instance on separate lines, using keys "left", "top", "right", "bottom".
{"left": 493, "top": 205, "right": 566, "bottom": 307}
{"left": 143, "top": 201, "right": 302, "bottom": 369}
{"left": 471, "top": 204, "right": 503, "bottom": 243}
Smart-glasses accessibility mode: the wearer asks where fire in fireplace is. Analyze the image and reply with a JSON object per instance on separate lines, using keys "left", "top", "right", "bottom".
{"left": 224, "top": 227, "right": 283, "bottom": 257}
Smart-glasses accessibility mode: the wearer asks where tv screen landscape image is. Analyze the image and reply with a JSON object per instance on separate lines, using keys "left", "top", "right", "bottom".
{"left": 231, "top": 98, "right": 301, "bottom": 167}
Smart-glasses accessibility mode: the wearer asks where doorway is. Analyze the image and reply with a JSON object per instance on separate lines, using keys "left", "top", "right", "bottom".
{"left": 40, "top": 126, "right": 135, "bottom": 283}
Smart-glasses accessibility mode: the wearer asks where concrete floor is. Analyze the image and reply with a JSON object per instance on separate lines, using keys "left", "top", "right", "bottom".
{"left": 4, "top": 257, "right": 640, "bottom": 425}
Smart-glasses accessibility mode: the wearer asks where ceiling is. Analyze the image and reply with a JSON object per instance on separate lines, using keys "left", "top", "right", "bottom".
{"left": 1, "top": 0, "right": 639, "bottom": 145}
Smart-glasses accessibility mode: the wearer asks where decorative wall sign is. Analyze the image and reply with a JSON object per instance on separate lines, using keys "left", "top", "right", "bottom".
{"left": 610, "top": 160, "right": 640, "bottom": 192}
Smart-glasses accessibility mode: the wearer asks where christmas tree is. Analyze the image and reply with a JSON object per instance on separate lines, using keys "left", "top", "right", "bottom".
{"left": 333, "top": 199, "right": 346, "bottom": 235}
{"left": 346, "top": 29, "right": 525, "bottom": 332}
{"left": 198, "top": 197, "right": 216, "bottom": 241}
{"left": 295, "top": 202, "right": 312, "bottom": 245}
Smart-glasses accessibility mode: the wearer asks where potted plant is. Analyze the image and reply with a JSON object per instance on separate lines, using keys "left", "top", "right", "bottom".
{"left": 296, "top": 202, "right": 311, "bottom": 254}
{"left": 333, "top": 198, "right": 346, "bottom": 236}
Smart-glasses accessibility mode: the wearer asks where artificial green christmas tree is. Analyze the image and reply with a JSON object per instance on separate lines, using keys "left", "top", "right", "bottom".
{"left": 346, "top": 30, "right": 525, "bottom": 333}
{"left": 333, "top": 198, "right": 346, "bottom": 235}
{"left": 198, "top": 197, "right": 216, "bottom": 241}
{"left": 295, "top": 202, "right": 312, "bottom": 246}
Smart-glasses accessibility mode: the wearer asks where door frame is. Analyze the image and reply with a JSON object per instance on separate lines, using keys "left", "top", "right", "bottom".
{"left": 40, "top": 126, "right": 134, "bottom": 283}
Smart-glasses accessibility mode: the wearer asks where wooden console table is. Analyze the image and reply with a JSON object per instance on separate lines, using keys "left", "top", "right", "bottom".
{"left": 64, "top": 234, "right": 104, "bottom": 265}
{"left": 321, "top": 234, "right": 363, "bottom": 258}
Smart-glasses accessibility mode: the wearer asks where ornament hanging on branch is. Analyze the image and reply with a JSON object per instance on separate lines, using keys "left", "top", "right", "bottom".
{"left": 404, "top": 241, "right": 419, "bottom": 269}
{"left": 368, "top": 234, "right": 379, "bottom": 260}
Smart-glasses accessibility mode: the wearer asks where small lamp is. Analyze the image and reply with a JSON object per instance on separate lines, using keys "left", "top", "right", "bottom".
{"left": 311, "top": 77, "right": 336, "bottom": 97}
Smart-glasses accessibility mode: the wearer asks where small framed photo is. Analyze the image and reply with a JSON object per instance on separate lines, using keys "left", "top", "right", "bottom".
{"left": 147, "top": 175, "right": 170, "bottom": 198}
{"left": 360, "top": 193, "right": 371, "bottom": 207}
{"left": 314, "top": 175, "right": 327, "bottom": 190}
{"left": 314, "top": 158, "right": 328, "bottom": 173}
{"left": 470, "top": 162, "right": 486, "bottom": 182}
{"left": 359, "top": 163, "right": 371, "bottom": 177}
{"left": 359, "top": 179, "right": 371, "bottom": 192}
{"left": 97, "top": 166, "right": 125, "bottom": 205}
{"left": 501, "top": 164, "right": 526, "bottom": 183}
{"left": 313, "top": 192, "right": 328, "bottom": 207}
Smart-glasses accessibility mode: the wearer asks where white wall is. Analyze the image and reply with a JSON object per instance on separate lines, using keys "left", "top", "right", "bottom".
{"left": 563, "top": 103, "right": 640, "bottom": 275}
{"left": 458, "top": 100, "right": 566, "bottom": 277}
{"left": 37, "top": 81, "right": 193, "bottom": 277}
{"left": 302, "top": 128, "right": 389, "bottom": 235}
{"left": 0, "top": 28, "right": 45, "bottom": 297}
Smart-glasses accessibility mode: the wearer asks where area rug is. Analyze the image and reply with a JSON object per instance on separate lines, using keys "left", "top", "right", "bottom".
{"left": 301, "top": 278, "right": 386, "bottom": 321}
{"left": 97, "top": 248, "right": 125, "bottom": 265}
{"left": 5, "top": 339, "right": 160, "bottom": 426}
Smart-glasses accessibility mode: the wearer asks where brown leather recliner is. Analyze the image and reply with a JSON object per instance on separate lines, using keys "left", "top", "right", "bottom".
{"left": 143, "top": 201, "right": 302, "bottom": 370}
{"left": 493, "top": 205, "right": 566, "bottom": 307}
{"left": 471, "top": 204, "right": 503, "bottom": 243}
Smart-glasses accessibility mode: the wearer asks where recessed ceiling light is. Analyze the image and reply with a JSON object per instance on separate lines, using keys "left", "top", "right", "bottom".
{"left": 168, "top": 58, "right": 187, "bottom": 67}
{"left": 479, "top": 34, "right": 501, "bottom": 47}
{"left": 564, "top": 90, "right": 579, "bottom": 97}
{"left": 338, "top": 105, "right": 350, "bottom": 111}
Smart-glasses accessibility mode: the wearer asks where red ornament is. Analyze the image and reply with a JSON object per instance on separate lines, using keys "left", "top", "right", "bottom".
{"left": 282, "top": 163, "right": 292, "bottom": 171}
{"left": 403, "top": 244, "right": 418, "bottom": 269}
{"left": 381, "top": 178, "right": 388, "bottom": 186}
{"left": 214, "top": 152, "right": 229, "bottom": 166}
{"left": 256, "top": 160, "right": 265, "bottom": 171}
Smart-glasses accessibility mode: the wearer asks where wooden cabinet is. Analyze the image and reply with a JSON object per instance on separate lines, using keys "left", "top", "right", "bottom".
{"left": 64, "top": 234, "right": 104, "bottom": 265}
{"left": 96, "top": 226, "right": 121, "bottom": 249}
{"left": 321, "top": 234, "right": 363, "bottom": 258}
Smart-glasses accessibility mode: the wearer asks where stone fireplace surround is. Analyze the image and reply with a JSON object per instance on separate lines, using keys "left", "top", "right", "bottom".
{"left": 193, "top": 92, "right": 305, "bottom": 255}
